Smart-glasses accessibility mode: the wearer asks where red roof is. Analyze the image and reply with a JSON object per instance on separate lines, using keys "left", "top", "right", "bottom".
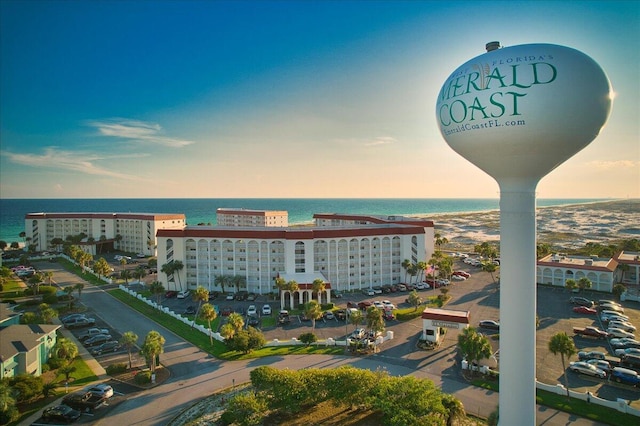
{"left": 421, "top": 308, "right": 470, "bottom": 324}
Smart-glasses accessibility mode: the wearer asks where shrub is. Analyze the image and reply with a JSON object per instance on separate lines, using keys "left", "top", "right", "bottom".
{"left": 395, "top": 310, "right": 423, "bottom": 321}
{"left": 47, "top": 357, "right": 68, "bottom": 369}
{"left": 298, "top": 332, "right": 317, "bottom": 346}
{"left": 320, "top": 303, "right": 335, "bottom": 310}
{"left": 135, "top": 370, "right": 152, "bottom": 385}
{"left": 106, "top": 363, "right": 128, "bottom": 375}
{"left": 42, "top": 294, "right": 58, "bottom": 304}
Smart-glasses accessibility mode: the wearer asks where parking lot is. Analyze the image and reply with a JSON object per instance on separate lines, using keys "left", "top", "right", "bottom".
{"left": 38, "top": 254, "right": 640, "bottom": 412}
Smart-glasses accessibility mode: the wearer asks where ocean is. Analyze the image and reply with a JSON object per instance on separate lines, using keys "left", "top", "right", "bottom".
{"left": 0, "top": 198, "right": 607, "bottom": 244}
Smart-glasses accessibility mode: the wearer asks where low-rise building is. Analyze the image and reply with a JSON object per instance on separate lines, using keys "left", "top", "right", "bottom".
{"left": 24, "top": 212, "right": 186, "bottom": 256}
{"left": 0, "top": 304, "right": 60, "bottom": 379}
{"left": 537, "top": 254, "right": 617, "bottom": 293}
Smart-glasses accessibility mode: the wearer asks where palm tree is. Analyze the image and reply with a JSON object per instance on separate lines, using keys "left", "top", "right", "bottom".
{"left": 434, "top": 233, "right": 449, "bottom": 251}
{"left": 215, "top": 274, "right": 228, "bottom": 294}
{"left": 481, "top": 261, "right": 498, "bottom": 283}
{"left": 74, "top": 282, "right": 85, "bottom": 300}
{"left": 120, "top": 331, "right": 138, "bottom": 369}
{"left": 227, "top": 312, "right": 245, "bottom": 336}
{"left": 192, "top": 286, "right": 209, "bottom": 325}
{"left": 304, "top": 300, "right": 323, "bottom": 331}
{"left": 577, "top": 277, "right": 592, "bottom": 292}
{"left": 442, "top": 394, "right": 466, "bottom": 426}
{"left": 172, "top": 260, "right": 185, "bottom": 291}
{"left": 53, "top": 337, "right": 78, "bottom": 362}
{"left": 312, "top": 278, "right": 325, "bottom": 304}
{"left": 44, "top": 271, "right": 54, "bottom": 286}
{"left": 200, "top": 303, "right": 218, "bottom": 345}
{"left": 149, "top": 281, "right": 165, "bottom": 305}
{"left": 140, "top": 331, "right": 165, "bottom": 373}
{"left": 232, "top": 275, "right": 246, "bottom": 293}
{"left": 416, "top": 261, "right": 427, "bottom": 283}
{"left": 133, "top": 265, "right": 147, "bottom": 283}
{"left": 565, "top": 278, "right": 577, "bottom": 293}
{"left": 401, "top": 259, "right": 412, "bottom": 283}
{"left": 161, "top": 262, "right": 176, "bottom": 291}
{"left": 548, "top": 332, "right": 576, "bottom": 399}
{"left": 349, "top": 309, "right": 364, "bottom": 332}
{"left": 120, "top": 269, "right": 132, "bottom": 285}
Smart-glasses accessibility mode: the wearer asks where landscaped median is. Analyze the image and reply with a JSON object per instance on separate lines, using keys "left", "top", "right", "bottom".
{"left": 107, "top": 288, "right": 345, "bottom": 360}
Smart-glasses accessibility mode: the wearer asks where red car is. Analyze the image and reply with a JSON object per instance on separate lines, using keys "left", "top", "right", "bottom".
{"left": 165, "top": 290, "right": 178, "bottom": 298}
{"left": 573, "top": 306, "right": 597, "bottom": 315}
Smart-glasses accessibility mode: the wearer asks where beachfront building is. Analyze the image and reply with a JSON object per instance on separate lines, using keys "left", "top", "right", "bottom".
{"left": 536, "top": 254, "right": 617, "bottom": 293}
{"left": 24, "top": 212, "right": 186, "bottom": 257}
{"left": 613, "top": 251, "right": 640, "bottom": 286}
{"left": 156, "top": 214, "right": 434, "bottom": 296}
{"left": 216, "top": 208, "right": 288, "bottom": 227}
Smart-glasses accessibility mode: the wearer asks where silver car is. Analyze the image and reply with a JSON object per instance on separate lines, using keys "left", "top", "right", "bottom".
{"left": 569, "top": 361, "right": 607, "bottom": 379}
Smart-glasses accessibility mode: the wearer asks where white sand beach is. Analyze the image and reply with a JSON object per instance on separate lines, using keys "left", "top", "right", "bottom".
{"left": 422, "top": 199, "right": 640, "bottom": 253}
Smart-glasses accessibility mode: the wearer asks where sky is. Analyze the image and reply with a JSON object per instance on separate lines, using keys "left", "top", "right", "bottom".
{"left": 1, "top": 0, "right": 638, "bottom": 199}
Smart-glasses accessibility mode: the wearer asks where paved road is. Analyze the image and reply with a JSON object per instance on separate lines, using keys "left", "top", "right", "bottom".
{"left": 33, "top": 261, "right": 608, "bottom": 426}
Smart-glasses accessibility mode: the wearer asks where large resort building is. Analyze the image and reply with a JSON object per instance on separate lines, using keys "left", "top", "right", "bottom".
{"left": 24, "top": 212, "right": 186, "bottom": 257}
{"left": 156, "top": 212, "right": 435, "bottom": 296}
{"left": 216, "top": 208, "right": 288, "bottom": 227}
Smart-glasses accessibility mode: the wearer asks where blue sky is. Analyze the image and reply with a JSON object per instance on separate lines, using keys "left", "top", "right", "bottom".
{"left": 1, "top": 1, "right": 638, "bottom": 199}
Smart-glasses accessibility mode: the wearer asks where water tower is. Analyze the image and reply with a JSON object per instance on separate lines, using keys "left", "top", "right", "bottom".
{"left": 436, "top": 42, "right": 612, "bottom": 424}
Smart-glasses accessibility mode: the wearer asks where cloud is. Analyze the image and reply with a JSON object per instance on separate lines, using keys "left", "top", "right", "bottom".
{"left": 0, "top": 147, "right": 147, "bottom": 181}
{"left": 333, "top": 136, "right": 398, "bottom": 147}
{"left": 585, "top": 160, "right": 639, "bottom": 170}
{"left": 86, "top": 118, "right": 194, "bottom": 148}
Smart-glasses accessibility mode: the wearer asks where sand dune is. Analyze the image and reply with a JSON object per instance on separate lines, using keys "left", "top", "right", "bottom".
{"left": 424, "top": 199, "right": 640, "bottom": 253}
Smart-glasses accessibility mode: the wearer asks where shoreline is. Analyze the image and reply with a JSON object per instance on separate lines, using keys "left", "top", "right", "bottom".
{"left": 421, "top": 199, "right": 640, "bottom": 253}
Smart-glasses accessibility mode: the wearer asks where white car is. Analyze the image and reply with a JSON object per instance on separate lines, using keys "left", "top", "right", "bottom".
{"left": 585, "top": 359, "right": 612, "bottom": 372}
{"left": 436, "top": 278, "right": 450, "bottom": 286}
{"left": 176, "top": 290, "right": 190, "bottom": 299}
{"left": 84, "top": 383, "right": 114, "bottom": 399}
{"left": 415, "top": 282, "right": 430, "bottom": 289}
{"left": 608, "top": 321, "right": 636, "bottom": 333}
{"left": 382, "top": 300, "right": 395, "bottom": 310}
{"left": 569, "top": 361, "right": 607, "bottom": 379}
{"left": 607, "top": 328, "right": 635, "bottom": 339}
{"left": 225, "top": 293, "right": 235, "bottom": 301}
{"left": 615, "top": 347, "right": 640, "bottom": 357}
{"left": 247, "top": 305, "right": 257, "bottom": 316}
{"left": 262, "top": 304, "right": 272, "bottom": 315}
{"left": 452, "top": 275, "right": 466, "bottom": 281}
{"left": 373, "top": 301, "right": 384, "bottom": 309}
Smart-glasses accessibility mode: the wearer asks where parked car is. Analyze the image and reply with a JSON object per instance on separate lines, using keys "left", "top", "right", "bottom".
{"left": 90, "top": 341, "right": 121, "bottom": 355}
{"left": 176, "top": 290, "right": 190, "bottom": 299}
{"left": 65, "top": 317, "right": 96, "bottom": 329}
{"left": 599, "top": 299, "right": 621, "bottom": 307}
{"left": 397, "top": 284, "right": 407, "bottom": 291}
{"left": 357, "top": 301, "right": 372, "bottom": 310}
{"left": 247, "top": 305, "right": 257, "bottom": 316}
{"left": 247, "top": 315, "right": 260, "bottom": 327}
{"left": 478, "top": 320, "right": 500, "bottom": 330}
{"left": 331, "top": 290, "right": 343, "bottom": 298}
{"left": 61, "top": 313, "right": 87, "bottom": 323}
{"left": 225, "top": 293, "right": 235, "bottom": 301}
{"left": 451, "top": 275, "right": 466, "bottom": 281}
{"left": 372, "top": 286, "right": 383, "bottom": 294}
{"left": 382, "top": 300, "right": 396, "bottom": 310}
{"left": 278, "top": 310, "right": 291, "bottom": 325}
{"left": 382, "top": 309, "right": 395, "bottom": 321}
{"left": 335, "top": 309, "right": 347, "bottom": 321}
{"left": 78, "top": 328, "right": 110, "bottom": 342}
{"left": 262, "top": 304, "right": 272, "bottom": 315}
{"left": 184, "top": 306, "right": 196, "bottom": 315}
{"left": 610, "top": 338, "right": 640, "bottom": 349}
{"left": 350, "top": 328, "right": 366, "bottom": 339}
{"left": 436, "top": 278, "right": 450, "bottom": 286}
{"left": 585, "top": 359, "right": 612, "bottom": 373}
{"left": 610, "top": 367, "right": 640, "bottom": 386}
{"left": 608, "top": 321, "right": 636, "bottom": 333}
{"left": 41, "top": 405, "right": 82, "bottom": 423}
{"left": 577, "top": 350, "right": 606, "bottom": 361}
{"left": 84, "top": 334, "right": 113, "bottom": 347}
{"left": 599, "top": 304, "right": 625, "bottom": 314}
{"left": 453, "top": 271, "right": 471, "bottom": 278}
{"left": 323, "top": 310, "right": 335, "bottom": 320}
{"left": 569, "top": 296, "right": 594, "bottom": 307}
{"left": 607, "top": 328, "right": 635, "bottom": 339}
{"left": 569, "top": 361, "right": 607, "bottom": 379}
{"left": 572, "top": 306, "right": 597, "bottom": 315}
{"left": 362, "top": 288, "right": 375, "bottom": 296}
{"left": 165, "top": 290, "right": 178, "bottom": 298}
{"left": 620, "top": 354, "right": 640, "bottom": 371}
{"left": 615, "top": 347, "right": 640, "bottom": 357}
{"left": 62, "top": 391, "right": 107, "bottom": 411}
{"left": 246, "top": 292, "right": 257, "bottom": 301}
{"left": 373, "top": 301, "right": 384, "bottom": 309}
{"left": 220, "top": 306, "right": 233, "bottom": 316}
{"left": 601, "top": 311, "right": 630, "bottom": 321}
{"left": 84, "top": 383, "right": 114, "bottom": 399}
